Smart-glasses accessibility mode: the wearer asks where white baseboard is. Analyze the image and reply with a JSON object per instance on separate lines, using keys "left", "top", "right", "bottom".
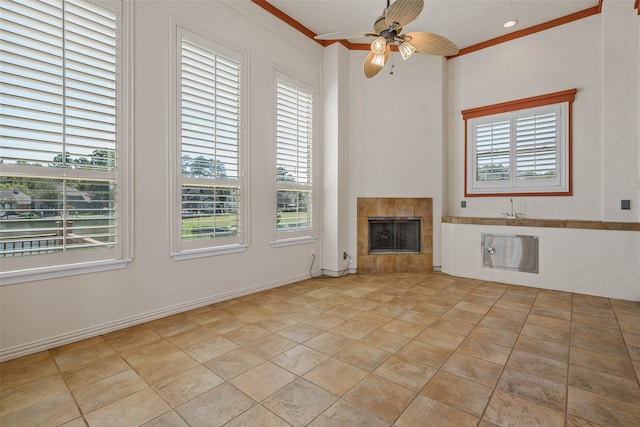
{"left": 0, "top": 273, "right": 310, "bottom": 362}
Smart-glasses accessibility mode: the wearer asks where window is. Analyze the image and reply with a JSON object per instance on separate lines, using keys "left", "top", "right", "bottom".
{"left": 170, "top": 26, "right": 246, "bottom": 259}
{"left": 462, "top": 89, "right": 576, "bottom": 196}
{"left": 273, "top": 74, "right": 314, "bottom": 243}
{"left": 0, "top": 0, "right": 131, "bottom": 283}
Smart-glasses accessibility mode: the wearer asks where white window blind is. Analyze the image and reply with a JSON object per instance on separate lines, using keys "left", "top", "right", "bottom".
{"left": 178, "top": 31, "right": 243, "bottom": 250}
{"left": 275, "top": 77, "right": 313, "bottom": 237}
{"left": 466, "top": 102, "right": 569, "bottom": 195}
{"left": 0, "top": 0, "right": 122, "bottom": 265}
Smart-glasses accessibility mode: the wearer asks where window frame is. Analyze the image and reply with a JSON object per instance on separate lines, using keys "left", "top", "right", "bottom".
{"left": 462, "top": 89, "right": 577, "bottom": 197}
{"left": 169, "top": 21, "right": 248, "bottom": 260}
{"left": 270, "top": 69, "right": 316, "bottom": 246}
{"left": 0, "top": 0, "right": 133, "bottom": 285}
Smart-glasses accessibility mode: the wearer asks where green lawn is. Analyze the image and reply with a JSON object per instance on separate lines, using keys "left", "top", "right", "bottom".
{"left": 182, "top": 211, "right": 309, "bottom": 233}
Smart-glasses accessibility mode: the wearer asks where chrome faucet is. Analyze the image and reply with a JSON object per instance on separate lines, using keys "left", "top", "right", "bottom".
{"left": 502, "top": 198, "right": 522, "bottom": 219}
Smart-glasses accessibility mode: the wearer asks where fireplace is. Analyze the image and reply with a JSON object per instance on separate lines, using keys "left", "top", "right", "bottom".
{"left": 368, "top": 217, "right": 421, "bottom": 254}
{"left": 357, "top": 198, "right": 433, "bottom": 273}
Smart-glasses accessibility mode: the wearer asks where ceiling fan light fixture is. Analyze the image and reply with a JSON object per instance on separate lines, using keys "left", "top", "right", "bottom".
{"left": 371, "top": 36, "right": 387, "bottom": 54}
{"left": 503, "top": 19, "right": 518, "bottom": 28}
{"left": 398, "top": 41, "right": 416, "bottom": 60}
{"left": 371, "top": 52, "right": 386, "bottom": 67}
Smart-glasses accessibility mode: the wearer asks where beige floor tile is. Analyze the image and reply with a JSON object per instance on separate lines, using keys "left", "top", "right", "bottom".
{"left": 396, "top": 394, "right": 479, "bottom": 427}
{"left": 484, "top": 389, "right": 565, "bottom": 427}
{"left": 570, "top": 346, "right": 636, "bottom": 379}
{"left": 230, "top": 361, "right": 296, "bottom": 401}
{"left": 374, "top": 355, "right": 437, "bottom": 391}
{"left": 263, "top": 378, "right": 338, "bottom": 426}
{"left": 309, "top": 399, "right": 388, "bottom": 427}
{"left": 1, "top": 374, "right": 69, "bottom": 415}
{"left": 245, "top": 334, "right": 298, "bottom": 359}
{"left": 514, "top": 335, "right": 569, "bottom": 363}
{"left": 103, "top": 326, "right": 162, "bottom": 353}
{"left": 63, "top": 354, "right": 129, "bottom": 390}
{"left": 136, "top": 351, "right": 199, "bottom": 386}
{"left": 398, "top": 340, "right": 453, "bottom": 369}
{"left": 569, "top": 364, "right": 640, "bottom": 405}
{"left": 530, "top": 305, "right": 571, "bottom": 321}
{"left": 0, "top": 355, "right": 59, "bottom": 391}
{"left": 468, "top": 326, "right": 518, "bottom": 348}
{"left": 302, "top": 313, "right": 345, "bottom": 330}
{"left": 204, "top": 348, "right": 265, "bottom": 380}
{"left": 397, "top": 309, "right": 439, "bottom": 326}
{"left": 457, "top": 338, "right": 511, "bottom": 365}
{"left": 343, "top": 375, "right": 415, "bottom": 423}
{"left": 207, "top": 317, "right": 249, "bottom": 335}
{"left": 165, "top": 325, "right": 217, "bottom": 349}
{"left": 121, "top": 339, "right": 178, "bottom": 367}
{"left": 0, "top": 392, "right": 80, "bottom": 427}
{"left": 572, "top": 322, "right": 622, "bottom": 341}
{"left": 441, "top": 353, "right": 503, "bottom": 387}
{"left": 430, "top": 318, "right": 476, "bottom": 335}
{"left": 507, "top": 350, "right": 568, "bottom": 384}
{"left": 497, "top": 368, "right": 566, "bottom": 411}
{"left": 225, "top": 404, "right": 291, "bottom": 427}
{"left": 335, "top": 342, "right": 390, "bottom": 372}
{"left": 184, "top": 334, "right": 239, "bottom": 363}
{"left": 568, "top": 386, "right": 640, "bottom": 426}
{"left": 146, "top": 315, "right": 199, "bottom": 338}
{"left": 305, "top": 332, "right": 356, "bottom": 356}
{"left": 155, "top": 364, "right": 224, "bottom": 407}
{"left": 521, "top": 323, "right": 570, "bottom": 344}
{"left": 415, "top": 327, "right": 465, "bottom": 350}
{"left": 304, "top": 357, "right": 368, "bottom": 396}
{"left": 380, "top": 318, "right": 425, "bottom": 338}
{"left": 51, "top": 340, "right": 118, "bottom": 373}
{"left": 277, "top": 322, "right": 324, "bottom": 343}
{"left": 478, "top": 315, "right": 524, "bottom": 333}
{"left": 330, "top": 320, "right": 378, "bottom": 340}
{"left": 359, "top": 329, "right": 410, "bottom": 353}
{"left": 176, "top": 383, "right": 255, "bottom": 426}
{"left": 223, "top": 324, "right": 272, "bottom": 346}
{"left": 73, "top": 369, "right": 147, "bottom": 414}
{"left": 487, "top": 306, "right": 529, "bottom": 323}
{"left": 421, "top": 370, "right": 493, "bottom": 417}
{"left": 272, "top": 345, "right": 329, "bottom": 376}
{"left": 141, "top": 410, "right": 189, "bottom": 426}
{"left": 84, "top": 387, "right": 170, "bottom": 427}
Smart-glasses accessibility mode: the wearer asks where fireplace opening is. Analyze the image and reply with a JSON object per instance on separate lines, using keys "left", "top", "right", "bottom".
{"left": 368, "top": 217, "right": 421, "bottom": 254}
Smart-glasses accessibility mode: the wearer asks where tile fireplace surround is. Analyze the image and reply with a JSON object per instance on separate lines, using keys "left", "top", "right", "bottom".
{"left": 357, "top": 198, "right": 433, "bottom": 273}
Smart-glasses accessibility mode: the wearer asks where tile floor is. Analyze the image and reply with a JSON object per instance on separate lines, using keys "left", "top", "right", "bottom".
{"left": 1, "top": 272, "right": 640, "bottom": 426}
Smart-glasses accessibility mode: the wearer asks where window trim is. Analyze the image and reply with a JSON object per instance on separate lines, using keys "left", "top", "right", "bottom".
{"left": 462, "top": 89, "right": 577, "bottom": 197}
{"left": 168, "top": 19, "right": 248, "bottom": 260}
{"left": 270, "top": 68, "right": 317, "bottom": 246}
{"left": 0, "top": 0, "right": 133, "bottom": 285}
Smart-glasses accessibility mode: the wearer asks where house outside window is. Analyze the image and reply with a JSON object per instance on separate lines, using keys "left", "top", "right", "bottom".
{"left": 463, "top": 89, "right": 577, "bottom": 196}
{"left": 0, "top": 0, "right": 132, "bottom": 283}
{"left": 272, "top": 73, "right": 315, "bottom": 244}
{"left": 170, "top": 25, "right": 246, "bottom": 259}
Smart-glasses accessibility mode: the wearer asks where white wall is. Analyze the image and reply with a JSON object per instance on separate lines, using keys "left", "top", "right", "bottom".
{"left": 347, "top": 52, "right": 447, "bottom": 267}
{"left": 441, "top": 2, "right": 640, "bottom": 300}
{"left": 0, "top": 0, "right": 324, "bottom": 361}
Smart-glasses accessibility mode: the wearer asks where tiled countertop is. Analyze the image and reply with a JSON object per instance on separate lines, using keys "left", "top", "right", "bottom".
{"left": 441, "top": 216, "right": 640, "bottom": 232}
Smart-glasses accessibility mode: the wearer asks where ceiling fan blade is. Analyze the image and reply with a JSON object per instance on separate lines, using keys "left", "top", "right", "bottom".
{"left": 315, "top": 31, "right": 377, "bottom": 40}
{"left": 384, "top": 0, "right": 424, "bottom": 28}
{"left": 402, "top": 32, "right": 459, "bottom": 56}
{"left": 363, "top": 45, "right": 390, "bottom": 78}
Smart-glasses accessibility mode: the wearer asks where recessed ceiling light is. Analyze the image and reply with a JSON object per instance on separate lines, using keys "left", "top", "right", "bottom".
{"left": 503, "top": 19, "right": 518, "bottom": 28}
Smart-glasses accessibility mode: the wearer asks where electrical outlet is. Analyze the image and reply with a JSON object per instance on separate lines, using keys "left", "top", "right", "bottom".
{"left": 343, "top": 252, "right": 348, "bottom": 260}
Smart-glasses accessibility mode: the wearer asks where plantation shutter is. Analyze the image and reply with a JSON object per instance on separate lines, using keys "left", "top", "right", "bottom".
{"left": 516, "top": 106, "right": 559, "bottom": 180}
{"left": 275, "top": 78, "right": 313, "bottom": 234}
{"left": 179, "top": 34, "right": 242, "bottom": 244}
{"left": 475, "top": 119, "right": 511, "bottom": 182}
{"left": 0, "top": 0, "right": 119, "bottom": 259}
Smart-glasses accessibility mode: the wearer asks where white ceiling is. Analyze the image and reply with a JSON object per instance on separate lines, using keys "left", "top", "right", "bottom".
{"left": 267, "top": 0, "right": 600, "bottom": 51}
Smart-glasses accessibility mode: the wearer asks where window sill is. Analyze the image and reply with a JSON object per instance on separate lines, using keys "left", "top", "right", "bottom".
{"left": 171, "top": 244, "right": 248, "bottom": 261}
{"left": 270, "top": 235, "right": 316, "bottom": 248}
{"left": 0, "top": 258, "right": 132, "bottom": 286}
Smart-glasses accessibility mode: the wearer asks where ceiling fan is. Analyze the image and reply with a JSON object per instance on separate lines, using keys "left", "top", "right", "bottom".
{"left": 314, "top": 0, "right": 459, "bottom": 78}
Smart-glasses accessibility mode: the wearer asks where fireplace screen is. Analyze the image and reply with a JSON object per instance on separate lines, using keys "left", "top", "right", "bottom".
{"left": 368, "top": 217, "right": 421, "bottom": 254}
